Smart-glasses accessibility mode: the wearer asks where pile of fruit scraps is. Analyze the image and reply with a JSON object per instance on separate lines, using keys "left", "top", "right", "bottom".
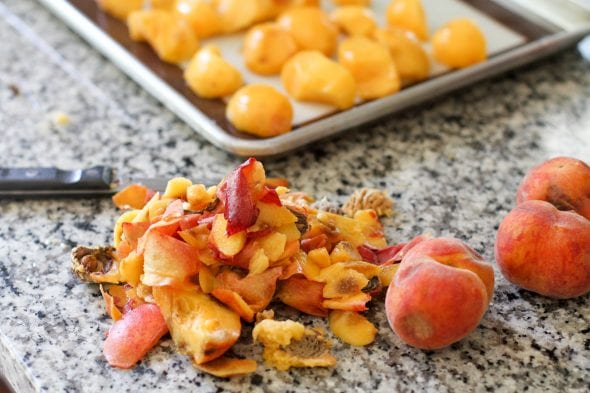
{"left": 71, "top": 158, "right": 406, "bottom": 377}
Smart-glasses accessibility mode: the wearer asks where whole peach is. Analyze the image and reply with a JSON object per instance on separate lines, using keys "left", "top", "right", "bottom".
{"left": 495, "top": 200, "right": 590, "bottom": 299}
{"left": 516, "top": 156, "right": 590, "bottom": 220}
{"left": 385, "top": 237, "right": 494, "bottom": 350}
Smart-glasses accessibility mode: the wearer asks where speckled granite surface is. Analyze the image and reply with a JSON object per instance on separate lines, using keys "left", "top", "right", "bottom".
{"left": 0, "top": 1, "right": 589, "bottom": 392}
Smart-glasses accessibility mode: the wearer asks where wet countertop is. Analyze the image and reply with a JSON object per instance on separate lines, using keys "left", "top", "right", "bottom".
{"left": 0, "top": 0, "right": 589, "bottom": 392}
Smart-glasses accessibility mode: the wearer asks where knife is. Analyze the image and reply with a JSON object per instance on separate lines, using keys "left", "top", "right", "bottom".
{"left": 0, "top": 166, "right": 181, "bottom": 198}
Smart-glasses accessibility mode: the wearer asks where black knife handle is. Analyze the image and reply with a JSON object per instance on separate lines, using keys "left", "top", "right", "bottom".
{"left": 0, "top": 166, "right": 114, "bottom": 191}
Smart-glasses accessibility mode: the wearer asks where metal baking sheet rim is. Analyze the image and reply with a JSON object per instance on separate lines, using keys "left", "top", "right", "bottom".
{"left": 40, "top": 0, "right": 590, "bottom": 157}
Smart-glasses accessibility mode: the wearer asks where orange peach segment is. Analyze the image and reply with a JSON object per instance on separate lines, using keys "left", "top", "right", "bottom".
{"left": 495, "top": 200, "right": 590, "bottom": 299}
{"left": 248, "top": 248, "right": 270, "bottom": 275}
{"left": 277, "top": 7, "right": 338, "bottom": 56}
{"left": 195, "top": 357, "right": 257, "bottom": 377}
{"left": 258, "top": 232, "right": 288, "bottom": 262}
{"left": 119, "top": 251, "right": 144, "bottom": 287}
{"left": 113, "top": 210, "right": 140, "bottom": 246}
{"left": 431, "top": 18, "right": 486, "bottom": 68}
{"left": 226, "top": 84, "right": 293, "bottom": 138}
{"left": 150, "top": 0, "right": 176, "bottom": 9}
{"left": 112, "top": 184, "right": 151, "bottom": 210}
{"left": 330, "top": 6, "right": 377, "bottom": 37}
{"left": 163, "top": 177, "right": 192, "bottom": 199}
{"left": 186, "top": 184, "right": 212, "bottom": 211}
{"left": 328, "top": 310, "right": 377, "bottom": 346}
{"left": 277, "top": 222, "right": 302, "bottom": 242}
{"left": 516, "top": 156, "right": 590, "bottom": 220}
{"left": 127, "top": 10, "right": 199, "bottom": 63}
{"left": 338, "top": 36, "right": 400, "bottom": 100}
{"left": 373, "top": 27, "right": 430, "bottom": 82}
{"left": 255, "top": 200, "right": 298, "bottom": 227}
{"left": 209, "top": 214, "right": 247, "bottom": 257}
{"left": 322, "top": 292, "right": 371, "bottom": 311}
{"left": 216, "top": 0, "right": 261, "bottom": 33}
{"left": 198, "top": 265, "right": 217, "bottom": 293}
{"left": 329, "top": 241, "right": 361, "bottom": 264}
{"left": 175, "top": 0, "right": 222, "bottom": 38}
{"left": 386, "top": 0, "right": 428, "bottom": 41}
{"left": 243, "top": 23, "right": 299, "bottom": 75}
{"left": 103, "top": 303, "right": 168, "bottom": 368}
{"left": 215, "top": 267, "right": 283, "bottom": 313}
{"left": 153, "top": 286, "right": 241, "bottom": 364}
{"left": 282, "top": 51, "right": 356, "bottom": 109}
{"left": 277, "top": 275, "right": 328, "bottom": 317}
{"left": 307, "top": 247, "right": 332, "bottom": 269}
{"left": 100, "top": 284, "right": 124, "bottom": 321}
{"left": 211, "top": 288, "right": 255, "bottom": 321}
{"left": 332, "top": 0, "right": 371, "bottom": 5}
{"left": 184, "top": 45, "right": 243, "bottom": 98}
{"left": 142, "top": 232, "right": 200, "bottom": 287}
{"left": 98, "top": 0, "right": 143, "bottom": 20}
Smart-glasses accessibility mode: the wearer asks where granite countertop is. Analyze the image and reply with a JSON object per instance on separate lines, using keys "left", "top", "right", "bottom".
{"left": 1, "top": 1, "right": 589, "bottom": 392}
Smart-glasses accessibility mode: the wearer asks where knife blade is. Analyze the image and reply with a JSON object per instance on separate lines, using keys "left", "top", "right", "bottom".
{"left": 0, "top": 166, "right": 194, "bottom": 198}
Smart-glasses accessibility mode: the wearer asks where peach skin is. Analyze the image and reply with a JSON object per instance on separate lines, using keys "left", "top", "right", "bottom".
{"left": 516, "top": 156, "right": 590, "bottom": 220}
{"left": 495, "top": 200, "right": 590, "bottom": 299}
{"left": 385, "top": 237, "right": 494, "bottom": 350}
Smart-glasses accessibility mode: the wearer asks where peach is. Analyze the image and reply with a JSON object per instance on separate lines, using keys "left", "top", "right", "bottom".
{"left": 385, "top": 237, "right": 494, "bottom": 349}
{"left": 516, "top": 156, "right": 590, "bottom": 220}
{"left": 495, "top": 200, "right": 590, "bottom": 299}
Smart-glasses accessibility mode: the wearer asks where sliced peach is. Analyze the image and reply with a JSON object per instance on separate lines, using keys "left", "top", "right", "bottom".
{"left": 248, "top": 248, "right": 270, "bottom": 275}
{"left": 211, "top": 288, "right": 255, "bottom": 322}
{"left": 127, "top": 10, "right": 199, "bottom": 63}
{"left": 277, "top": 275, "right": 328, "bottom": 317}
{"left": 121, "top": 221, "right": 150, "bottom": 250}
{"left": 329, "top": 241, "right": 362, "bottom": 263}
{"left": 255, "top": 201, "right": 297, "bottom": 228}
{"left": 276, "top": 222, "right": 301, "bottom": 242}
{"left": 198, "top": 265, "right": 217, "bottom": 294}
{"left": 113, "top": 210, "right": 140, "bottom": 247}
{"left": 281, "top": 51, "right": 356, "bottom": 110}
{"left": 153, "top": 286, "right": 241, "bottom": 364}
{"left": 258, "top": 232, "right": 287, "bottom": 262}
{"left": 178, "top": 223, "right": 210, "bottom": 250}
{"left": 112, "top": 184, "right": 151, "bottom": 210}
{"left": 209, "top": 214, "right": 247, "bottom": 258}
{"left": 142, "top": 231, "right": 200, "bottom": 287}
{"left": 175, "top": 0, "right": 222, "bottom": 38}
{"left": 195, "top": 357, "right": 257, "bottom": 377}
{"left": 100, "top": 284, "right": 124, "bottom": 321}
{"left": 119, "top": 250, "right": 144, "bottom": 287}
{"left": 328, "top": 310, "right": 377, "bottom": 346}
{"left": 322, "top": 292, "right": 371, "bottom": 312}
{"left": 97, "top": 0, "right": 143, "bottom": 20}
{"left": 307, "top": 247, "right": 332, "bottom": 268}
{"left": 215, "top": 267, "right": 283, "bottom": 313}
{"left": 386, "top": 0, "right": 428, "bottom": 41}
{"left": 322, "top": 268, "right": 368, "bottom": 298}
{"left": 318, "top": 261, "right": 381, "bottom": 282}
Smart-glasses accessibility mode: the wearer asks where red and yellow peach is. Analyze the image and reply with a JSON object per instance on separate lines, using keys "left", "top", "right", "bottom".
{"left": 385, "top": 237, "right": 494, "bottom": 349}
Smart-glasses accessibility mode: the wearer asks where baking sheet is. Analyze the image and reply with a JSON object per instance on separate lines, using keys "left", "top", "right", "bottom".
{"left": 40, "top": 0, "right": 590, "bottom": 156}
